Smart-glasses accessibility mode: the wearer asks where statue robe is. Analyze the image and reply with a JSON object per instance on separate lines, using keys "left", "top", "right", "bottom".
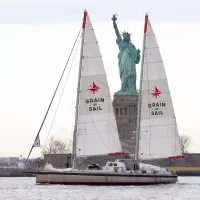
{"left": 116, "top": 37, "right": 140, "bottom": 94}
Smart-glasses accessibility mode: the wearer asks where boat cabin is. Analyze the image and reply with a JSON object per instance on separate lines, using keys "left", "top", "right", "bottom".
{"left": 104, "top": 160, "right": 126, "bottom": 172}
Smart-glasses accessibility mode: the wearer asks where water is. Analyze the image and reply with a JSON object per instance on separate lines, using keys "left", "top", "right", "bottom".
{"left": 0, "top": 177, "right": 200, "bottom": 200}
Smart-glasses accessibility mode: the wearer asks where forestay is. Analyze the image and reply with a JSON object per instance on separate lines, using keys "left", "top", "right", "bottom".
{"left": 76, "top": 12, "right": 123, "bottom": 157}
{"left": 139, "top": 16, "right": 182, "bottom": 159}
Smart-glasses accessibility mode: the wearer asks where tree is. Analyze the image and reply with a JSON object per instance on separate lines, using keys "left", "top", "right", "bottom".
{"left": 42, "top": 136, "right": 72, "bottom": 156}
{"left": 179, "top": 135, "right": 191, "bottom": 153}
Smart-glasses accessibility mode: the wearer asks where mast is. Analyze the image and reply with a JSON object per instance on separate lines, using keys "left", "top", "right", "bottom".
{"left": 135, "top": 14, "right": 148, "bottom": 161}
{"left": 72, "top": 10, "right": 87, "bottom": 169}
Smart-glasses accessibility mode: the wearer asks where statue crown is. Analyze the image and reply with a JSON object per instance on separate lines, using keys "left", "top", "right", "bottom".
{"left": 121, "top": 31, "right": 131, "bottom": 37}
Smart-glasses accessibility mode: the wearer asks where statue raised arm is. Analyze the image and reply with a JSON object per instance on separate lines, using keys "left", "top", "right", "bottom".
{"left": 111, "top": 14, "right": 140, "bottom": 95}
{"left": 112, "top": 14, "right": 122, "bottom": 48}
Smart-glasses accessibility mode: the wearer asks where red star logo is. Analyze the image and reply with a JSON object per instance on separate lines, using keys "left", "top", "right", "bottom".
{"left": 88, "top": 81, "right": 100, "bottom": 94}
{"left": 151, "top": 86, "right": 162, "bottom": 98}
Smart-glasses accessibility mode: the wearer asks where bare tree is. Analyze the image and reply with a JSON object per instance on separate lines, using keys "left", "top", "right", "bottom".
{"left": 179, "top": 135, "right": 191, "bottom": 153}
{"left": 42, "top": 136, "right": 72, "bottom": 156}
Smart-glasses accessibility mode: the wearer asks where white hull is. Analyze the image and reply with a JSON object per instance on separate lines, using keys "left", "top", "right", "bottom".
{"left": 36, "top": 170, "right": 177, "bottom": 185}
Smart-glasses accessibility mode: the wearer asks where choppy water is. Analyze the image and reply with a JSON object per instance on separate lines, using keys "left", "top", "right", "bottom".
{"left": 0, "top": 177, "right": 200, "bottom": 200}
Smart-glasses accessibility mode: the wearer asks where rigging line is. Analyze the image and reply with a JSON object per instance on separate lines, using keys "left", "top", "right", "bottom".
{"left": 141, "top": 135, "right": 178, "bottom": 139}
{"left": 43, "top": 36, "right": 81, "bottom": 166}
{"left": 142, "top": 123, "right": 177, "bottom": 128}
{"left": 44, "top": 35, "right": 81, "bottom": 166}
{"left": 24, "top": 28, "right": 81, "bottom": 167}
{"left": 43, "top": 35, "right": 82, "bottom": 151}
{"left": 107, "top": 83, "right": 110, "bottom": 150}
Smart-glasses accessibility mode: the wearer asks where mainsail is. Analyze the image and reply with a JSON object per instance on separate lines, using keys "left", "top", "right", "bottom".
{"left": 138, "top": 15, "right": 182, "bottom": 159}
{"left": 75, "top": 11, "right": 123, "bottom": 157}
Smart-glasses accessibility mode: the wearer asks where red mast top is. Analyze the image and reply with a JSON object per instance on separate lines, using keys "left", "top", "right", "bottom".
{"left": 144, "top": 14, "right": 148, "bottom": 33}
{"left": 82, "top": 10, "right": 87, "bottom": 29}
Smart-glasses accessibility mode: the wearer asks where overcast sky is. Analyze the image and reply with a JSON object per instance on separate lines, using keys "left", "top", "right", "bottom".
{"left": 0, "top": 0, "right": 200, "bottom": 157}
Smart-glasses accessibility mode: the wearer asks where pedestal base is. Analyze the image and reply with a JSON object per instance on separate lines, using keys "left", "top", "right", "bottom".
{"left": 113, "top": 94, "right": 138, "bottom": 154}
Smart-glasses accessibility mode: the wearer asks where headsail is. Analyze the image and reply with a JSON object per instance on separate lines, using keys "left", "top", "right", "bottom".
{"left": 75, "top": 11, "right": 123, "bottom": 157}
{"left": 138, "top": 15, "right": 182, "bottom": 160}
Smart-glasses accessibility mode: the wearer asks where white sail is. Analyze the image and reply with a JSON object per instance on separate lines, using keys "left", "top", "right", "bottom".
{"left": 139, "top": 16, "right": 182, "bottom": 160}
{"left": 76, "top": 12, "right": 123, "bottom": 157}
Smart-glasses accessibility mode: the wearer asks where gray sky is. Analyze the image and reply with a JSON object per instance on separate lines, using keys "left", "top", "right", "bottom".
{"left": 0, "top": 0, "right": 200, "bottom": 157}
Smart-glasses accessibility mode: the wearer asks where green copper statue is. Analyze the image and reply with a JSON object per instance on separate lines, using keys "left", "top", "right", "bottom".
{"left": 112, "top": 14, "right": 140, "bottom": 95}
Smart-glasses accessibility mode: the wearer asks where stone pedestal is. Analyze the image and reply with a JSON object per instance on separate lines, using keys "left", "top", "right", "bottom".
{"left": 113, "top": 95, "right": 138, "bottom": 155}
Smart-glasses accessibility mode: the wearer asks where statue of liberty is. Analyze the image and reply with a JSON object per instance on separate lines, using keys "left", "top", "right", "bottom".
{"left": 112, "top": 14, "right": 140, "bottom": 95}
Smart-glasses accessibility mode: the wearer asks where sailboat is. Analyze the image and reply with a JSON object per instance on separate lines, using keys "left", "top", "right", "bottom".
{"left": 33, "top": 11, "right": 183, "bottom": 185}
